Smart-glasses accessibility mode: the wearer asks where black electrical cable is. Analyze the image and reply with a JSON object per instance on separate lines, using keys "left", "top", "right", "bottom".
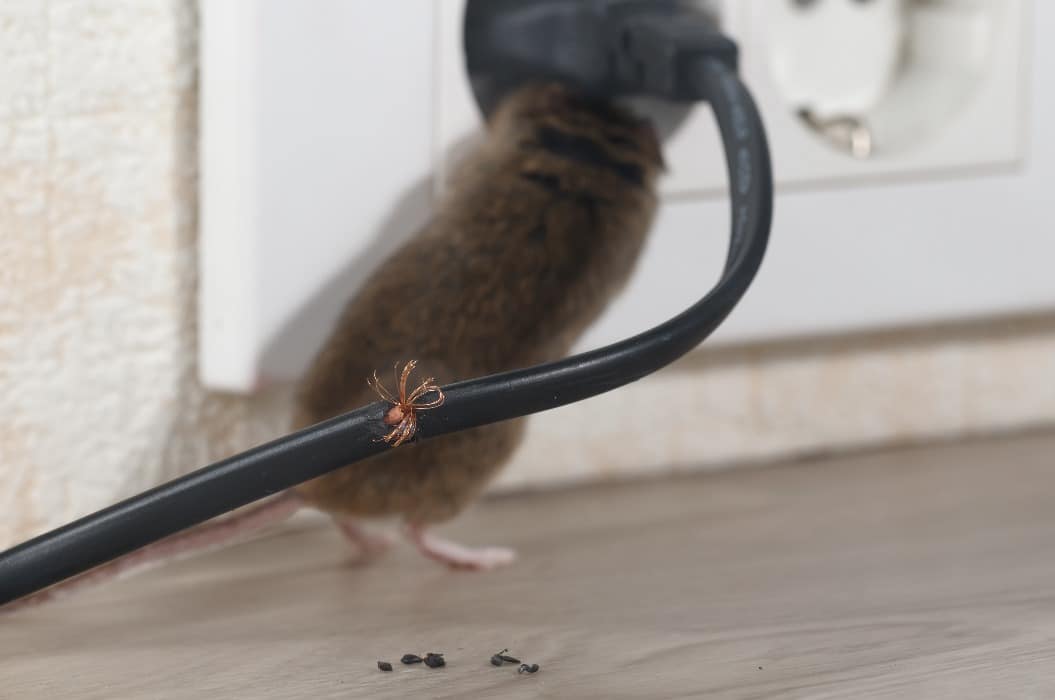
{"left": 0, "top": 56, "right": 771, "bottom": 607}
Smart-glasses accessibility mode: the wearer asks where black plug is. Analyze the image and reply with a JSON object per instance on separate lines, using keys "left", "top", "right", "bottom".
{"left": 464, "top": 0, "right": 738, "bottom": 117}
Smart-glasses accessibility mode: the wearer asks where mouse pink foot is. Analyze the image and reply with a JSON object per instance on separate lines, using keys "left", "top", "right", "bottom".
{"left": 333, "top": 516, "right": 396, "bottom": 562}
{"left": 403, "top": 523, "right": 516, "bottom": 571}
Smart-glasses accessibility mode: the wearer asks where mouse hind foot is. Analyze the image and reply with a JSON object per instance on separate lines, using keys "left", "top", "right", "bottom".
{"left": 403, "top": 522, "right": 516, "bottom": 571}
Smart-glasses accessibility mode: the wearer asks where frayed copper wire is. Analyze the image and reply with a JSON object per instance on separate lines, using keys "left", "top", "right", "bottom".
{"left": 367, "top": 360, "right": 445, "bottom": 447}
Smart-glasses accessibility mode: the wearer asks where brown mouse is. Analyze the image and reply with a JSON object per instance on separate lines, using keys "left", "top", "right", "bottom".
{"left": 7, "top": 82, "right": 664, "bottom": 609}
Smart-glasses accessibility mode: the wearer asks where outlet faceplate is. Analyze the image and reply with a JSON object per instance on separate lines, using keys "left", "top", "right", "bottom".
{"left": 743, "top": 0, "right": 1027, "bottom": 180}
{"left": 438, "top": 0, "right": 1027, "bottom": 193}
{"left": 200, "top": 0, "right": 1041, "bottom": 394}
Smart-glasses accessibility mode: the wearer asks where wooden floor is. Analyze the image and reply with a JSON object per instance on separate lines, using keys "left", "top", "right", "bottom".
{"left": 5, "top": 432, "right": 1055, "bottom": 698}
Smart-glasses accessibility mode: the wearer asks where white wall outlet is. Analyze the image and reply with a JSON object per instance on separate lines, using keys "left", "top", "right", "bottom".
{"left": 740, "top": 0, "right": 1027, "bottom": 180}
{"left": 200, "top": 0, "right": 1044, "bottom": 395}
{"left": 767, "top": 0, "right": 907, "bottom": 118}
{"left": 437, "top": 0, "right": 1026, "bottom": 193}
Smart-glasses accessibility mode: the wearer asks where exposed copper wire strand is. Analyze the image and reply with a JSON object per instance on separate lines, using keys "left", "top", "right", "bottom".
{"left": 368, "top": 360, "right": 446, "bottom": 447}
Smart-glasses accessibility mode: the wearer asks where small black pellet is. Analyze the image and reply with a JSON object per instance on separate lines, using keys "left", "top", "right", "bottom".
{"left": 424, "top": 653, "right": 446, "bottom": 668}
{"left": 491, "top": 648, "right": 521, "bottom": 666}
{"left": 377, "top": 661, "right": 393, "bottom": 672}
{"left": 401, "top": 654, "right": 423, "bottom": 665}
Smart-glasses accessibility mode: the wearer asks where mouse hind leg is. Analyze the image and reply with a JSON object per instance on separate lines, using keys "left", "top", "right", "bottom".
{"left": 403, "top": 522, "right": 516, "bottom": 571}
{"left": 332, "top": 515, "right": 396, "bottom": 563}
{"left": 396, "top": 420, "right": 525, "bottom": 571}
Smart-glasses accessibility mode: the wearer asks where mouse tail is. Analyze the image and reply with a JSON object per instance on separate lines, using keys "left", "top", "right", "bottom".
{"left": 3, "top": 490, "right": 303, "bottom": 613}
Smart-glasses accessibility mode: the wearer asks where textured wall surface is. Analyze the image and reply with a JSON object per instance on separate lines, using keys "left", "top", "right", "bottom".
{"left": 0, "top": 0, "right": 292, "bottom": 549}
{"left": 1, "top": 0, "right": 1054, "bottom": 550}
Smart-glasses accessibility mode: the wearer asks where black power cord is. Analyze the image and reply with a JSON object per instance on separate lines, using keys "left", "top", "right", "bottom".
{"left": 0, "top": 2, "right": 772, "bottom": 607}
